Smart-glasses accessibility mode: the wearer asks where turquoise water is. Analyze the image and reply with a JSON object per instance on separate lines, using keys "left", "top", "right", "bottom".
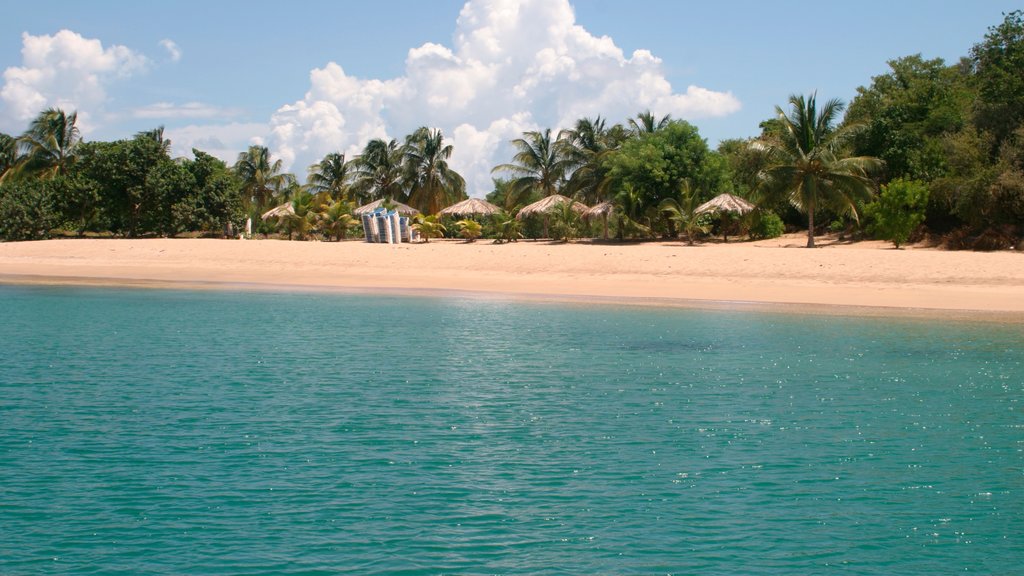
{"left": 1, "top": 286, "right": 1022, "bottom": 575}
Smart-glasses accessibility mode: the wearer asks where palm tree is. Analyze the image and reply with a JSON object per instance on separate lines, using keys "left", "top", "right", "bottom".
{"left": 455, "top": 219, "right": 483, "bottom": 241}
{"left": 0, "top": 132, "right": 17, "bottom": 182}
{"left": 411, "top": 214, "right": 446, "bottom": 242}
{"left": 491, "top": 128, "right": 571, "bottom": 206}
{"left": 278, "top": 190, "right": 318, "bottom": 240}
{"left": 319, "top": 200, "right": 357, "bottom": 241}
{"left": 308, "top": 152, "right": 352, "bottom": 201}
{"left": 628, "top": 110, "right": 671, "bottom": 135}
{"left": 659, "top": 181, "right": 711, "bottom": 245}
{"left": 17, "top": 107, "right": 81, "bottom": 178}
{"left": 403, "top": 127, "right": 466, "bottom": 214}
{"left": 492, "top": 211, "right": 523, "bottom": 243}
{"left": 234, "top": 145, "right": 295, "bottom": 211}
{"left": 350, "top": 138, "right": 406, "bottom": 203}
{"left": 136, "top": 126, "right": 171, "bottom": 156}
{"left": 561, "top": 116, "right": 621, "bottom": 203}
{"left": 758, "top": 93, "right": 883, "bottom": 247}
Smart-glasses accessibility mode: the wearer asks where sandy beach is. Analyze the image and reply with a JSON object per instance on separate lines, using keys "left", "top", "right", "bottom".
{"left": 1, "top": 236, "right": 1022, "bottom": 319}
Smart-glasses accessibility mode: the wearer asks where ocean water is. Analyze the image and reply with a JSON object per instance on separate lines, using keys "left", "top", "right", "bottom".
{"left": 1, "top": 285, "right": 1022, "bottom": 575}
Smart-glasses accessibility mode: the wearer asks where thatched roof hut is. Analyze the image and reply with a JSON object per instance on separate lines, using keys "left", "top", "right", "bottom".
{"left": 353, "top": 198, "right": 419, "bottom": 216}
{"left": 261, "top": 202, "right": 294, "bottom": 220}
{"left": 516, "top": 194, "right": 588, "bottom": 219}
{"left": 582, "top": 201, "right": 614, "bottom": 240}
{"left": 438, "top": 197, "right": 502, "bottom": 217}
{"left": 695, "top": 193, "right": 756, "bottom": 215}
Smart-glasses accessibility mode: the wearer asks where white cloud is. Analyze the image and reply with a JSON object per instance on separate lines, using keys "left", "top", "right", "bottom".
{"left": 0, "top": 29, "right": 148, "bottom": 132}
{"left": 159, "top": 39, "right": 182, "bottom": 63}
{"left": 132, "top": 101, "right": 239, "bottom": 120}
{"left": 268, "top": 0, "right": 741, "bottom": 194}
{"left": 165, "top": 122, "right": 269, "bottom": 164}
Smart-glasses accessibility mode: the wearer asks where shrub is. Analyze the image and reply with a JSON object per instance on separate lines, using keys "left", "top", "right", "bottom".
{"left": 866, "top": 178, "right": 929, "bottom": 248}
{"left": 455, "top": 219, "right": 483, "bottom": 241}
{"left": 0, "top": 179, "right": 58, "bottom": 241}
{"left": 748, "top": 210, "right": 784, "bottom": 240}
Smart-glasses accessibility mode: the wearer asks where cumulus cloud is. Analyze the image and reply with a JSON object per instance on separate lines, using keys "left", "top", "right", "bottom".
{"left": 268, "top": 0, "right": 741, "bottom": 194}
{"left": 0, "top": 29, "right": 148, "bottom": 131}
{"left": 159, "top": 39, "right": 182, "bottom": 63}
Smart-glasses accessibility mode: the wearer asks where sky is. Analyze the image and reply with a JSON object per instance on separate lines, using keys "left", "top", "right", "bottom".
{"left": 0, "top": 0, "right": 1017, "bottom": 195}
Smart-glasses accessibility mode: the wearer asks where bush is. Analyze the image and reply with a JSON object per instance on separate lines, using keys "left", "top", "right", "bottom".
{"left": 747, "top": 210, "right": 784, "bottom": 240}
{"left": 866, "top": 178, "right": 929, "bottom": 248}
{"left": 0, "top": 179, "right": 58, "bottom": 241}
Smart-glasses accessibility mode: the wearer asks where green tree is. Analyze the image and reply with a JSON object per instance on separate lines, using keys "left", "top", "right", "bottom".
{"left": 0, "top": 178, "right": 58, "bottom": 240}
{"left": 492, "top": 128, "right": 571, "bottom": 203}
{"left": 234, "top": 145, "right": 295, "bottom": 212}
{"left": 455, "top": 219, "right": 483, "bottom": 241}
{"left": 350, "top": 138, "right": 406, "bottom": 203}
{"left": 607, "top": 119, "right": 722, "bottom": 235}
{"left": 866, "top": 178, "right": 929, "bottom": 248}
{"left": 308, "top": 152, "right": 352, "bottom": 201}
{"left": 319, "top": 200, "right": 356, "bottom": 241}
{"left": 412, "top": 214, "right": 446, "bottom": 242}
{"left": 628, "top": 110, "right": 671, "bottom": 135}
{"left": 759, "top": 93, "right": 883, "bottom": 247}
{"left": 491, "top": 211, "right": 523, "bottom": 243}
{"left": 404, "top": 127, "right": 466, "bottom": 214}
{"left": 17, "top": 108, "right": 82, "bottom": 179}
{"left": 659, "top": 182, "right": 711, "bottom": 245}
{"left": 971, "top": 10, "right": 1024, "bottom": 151}
{"left": 181, "top": 150, "right": 244, "bottom": 235}
{"left": 0, "top": 132, "right": 17, "bottom": 181}
{"left": 561, "top": 116, "right": 624, "bottom": 203}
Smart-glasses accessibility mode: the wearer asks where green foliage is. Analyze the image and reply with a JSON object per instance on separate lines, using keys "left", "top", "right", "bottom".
{"left": 412, "top": 214, "right": 446, "bottom": 242}
{"left": 659, "top": 182, "right": 711, "bottom": 244}
{"left": 747, "top": 210, "right": 785, "bottom": 240}
{"left": 319, "top": 200, "right": 356, "bottom": 241}
{"left": 16, "top": 108, "right": 82, "bottom": 179}
{"left": 0, "top": 178, "right": 58, "bottom": 241}
{"left": 971, "top": 10, "right": 1024, "bottom": 151}
{"left": 866, "top": 178, "right": 929, "bottom": 248}
{"left": 759, "top": 93, "right": 883, "bottom": 247}
{"left": 404, "top": 127, "right": 466, "bottom": 214}
{"left": 491, "top": 211, "right": 523, "bottom": 243}
{"left": 548, "top": 201, "right": 581, "bottom": 241}
{"left": 455, "top": 219, "right": 483, "bottom": 241}
{"left": 492, "top": 128, "right": 571, "bottom": 203}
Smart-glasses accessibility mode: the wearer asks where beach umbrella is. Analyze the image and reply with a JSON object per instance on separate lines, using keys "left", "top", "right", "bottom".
{"left": 516, "top": 194, "right": 589, "bottom": 238}
{"left": 438, "top": 197, "right": 502, "bottom": 217}
{"left": 694, "top": 193, "right": 756, "bottom": 216}
{"left": 353, "top": 198, "right": 419, "bottom": 216}
{"left": 582, "top": 201, "right": 614, "bottom": 240}
{"left": 261, "top": 202, "right": 295, "bottom": 220}
{"left": 694, "top": 193, "right": 756, "bottom": 242}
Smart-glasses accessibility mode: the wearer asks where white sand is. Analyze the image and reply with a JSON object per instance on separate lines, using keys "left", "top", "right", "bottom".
{"left": 1, "top": 235, "right": 1022, "bottom": 319}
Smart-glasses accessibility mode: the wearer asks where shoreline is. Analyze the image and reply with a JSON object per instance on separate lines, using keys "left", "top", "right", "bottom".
{"left": 1, "top": 236, "right": 1022, "bottom": 323}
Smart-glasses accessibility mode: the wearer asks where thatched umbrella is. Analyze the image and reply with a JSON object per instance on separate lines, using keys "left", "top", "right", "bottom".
{"left": 261, "top": 202, "right": 294, "bottom": 220}
{"left": 516, "top": 194, "right": 589, "bottom": 238}
{"left": 438, "top": 197, "right": 502, "bottom": 217}
{"left": 694, "top": 193, "right": 756, "bottom": 216}
{"left": 583, "top": 201, "right": 614, "bottom": 240}
{"left": 694, "top": 193, "right": 756, "bottom": 242}
{"left": 352, "top": 198, "right": 419, "bottom": 216}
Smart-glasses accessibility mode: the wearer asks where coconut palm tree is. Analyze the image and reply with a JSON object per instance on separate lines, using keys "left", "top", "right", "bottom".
{"left": 0, "top": 132, "right": 17, "bottom": 181}
{"left": 278, "top": 190, "right": 318, "bottom": 240}
{"left": 308, "top": 152, "right": 352, "bottom": 201}
{"left": 455, "top": 219, "right": 483, "bottom": 241}
{"left": 350, "top": 138, "right": 406, "bottom": 203}
{"left": 136, "top": 126, "right": 171, "bottom": 156}
{"left": 234, "top": 145, "right": 295, "bottom": 211}
{"left": 404, "top": 127, "right": 466, "bottom": 215}
{"left": 411, "top": 214, "right": 446, "bottom": 242}
{"left": 659, "top": 181, "right": 711, "bottom": 245}
{"left": 758, "top": 93, "right": 883, "bottom": 247}
{"left": 319, "top": 199, "right": 356, "bottom": 241}
{"left": 628, "top": 110, "right": 671, "bottom": 135}
{"left": 492, "top": 128, "right": 571, "bottom": 208}
{"left": 561, "top": 116, "right": 622, "bottom": 203}
{"left": 17, "top": 107, "right": 81, "bottom": 178}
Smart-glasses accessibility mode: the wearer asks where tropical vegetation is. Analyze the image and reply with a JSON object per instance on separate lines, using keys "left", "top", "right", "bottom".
{"left": 1, "top": 11, "right": 1021, "bottom": 248}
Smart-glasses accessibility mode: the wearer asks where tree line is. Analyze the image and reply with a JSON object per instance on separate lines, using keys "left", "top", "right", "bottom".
{"left": 1, "top": 11, "right": 1021, "bottom": 248}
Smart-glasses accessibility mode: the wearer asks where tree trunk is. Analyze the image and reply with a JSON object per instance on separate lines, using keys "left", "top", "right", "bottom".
{"left": 806, "top": 206, "right": 816, "bottom": 248}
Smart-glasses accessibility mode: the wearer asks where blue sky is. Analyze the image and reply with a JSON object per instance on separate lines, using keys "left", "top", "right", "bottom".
{"left": 0, "top": 0, "right": 1016, "bottom": 192}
